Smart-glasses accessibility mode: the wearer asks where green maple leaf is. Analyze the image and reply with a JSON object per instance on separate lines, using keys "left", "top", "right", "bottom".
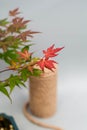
{"left": 0, "top": 18, "right": 9, "bottom": 26}
{"left": 0, "top": 82, "right": 11, "bottom": 101}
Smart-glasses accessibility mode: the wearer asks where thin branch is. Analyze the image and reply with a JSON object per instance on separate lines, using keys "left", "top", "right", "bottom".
{"left": 0, "top": 68, "right": 14, "bottom": 73}
{"left": 0, "top": 60, "right": 38, "bottom": 74}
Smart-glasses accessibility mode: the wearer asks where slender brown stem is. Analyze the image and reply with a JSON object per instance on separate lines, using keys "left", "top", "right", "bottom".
{"left": 0, "top": 60, "right": 38, "bottom": 73}
{"left": 0, "top": 68, "right": 14, "bottom": 73}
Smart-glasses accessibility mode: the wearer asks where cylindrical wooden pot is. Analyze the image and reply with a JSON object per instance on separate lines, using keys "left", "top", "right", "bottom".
{"left": 29, "top": 65, "right": 58, "bottom": 118}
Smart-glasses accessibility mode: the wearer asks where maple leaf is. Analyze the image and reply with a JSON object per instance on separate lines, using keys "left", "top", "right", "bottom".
{"left": 12, "top": 17, "right": 30, "bottom": 29}
{"left": 9, "top": 8, "right": 20, "bottom": 16}
{"left": 43, "top": 44, "right": 64, "bottom": 59}
{"left": 17, "top": 30, "right": 40, "bottom": 41}
{"left": 17, "top": 50, "right": 31, "bottom": 60}
{"left": 37, "top": 58, "right": 57, "bottom": 71}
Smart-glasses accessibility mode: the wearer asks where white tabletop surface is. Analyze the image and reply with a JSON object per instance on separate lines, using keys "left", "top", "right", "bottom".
{"left": 0, "top": 69, "right": 87, "bottom": 130}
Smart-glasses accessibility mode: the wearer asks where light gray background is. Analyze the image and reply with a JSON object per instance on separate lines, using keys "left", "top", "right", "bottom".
{"left": 0, "top": 0, "right": 87, "bottom": 130}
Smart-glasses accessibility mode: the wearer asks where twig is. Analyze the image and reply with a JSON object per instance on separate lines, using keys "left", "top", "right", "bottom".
{"left": 0, "top": 68, "right": 14, "bottom": 73}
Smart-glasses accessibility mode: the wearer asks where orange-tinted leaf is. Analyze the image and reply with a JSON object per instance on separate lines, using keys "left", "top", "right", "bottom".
{"left": 9, "top": 8, "right": 20, "bottom": 16}
{"left": 17, "top": 50, "right": 31, "bottom": 60}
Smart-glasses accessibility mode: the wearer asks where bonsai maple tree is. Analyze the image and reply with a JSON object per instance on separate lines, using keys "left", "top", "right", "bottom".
{"left": 0, "top": 8, "right": 64, "bottom": 101}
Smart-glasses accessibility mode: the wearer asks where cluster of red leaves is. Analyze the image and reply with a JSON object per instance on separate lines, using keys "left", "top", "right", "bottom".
{"left": 37, "top": 44, "right": 64, "bottom": 71}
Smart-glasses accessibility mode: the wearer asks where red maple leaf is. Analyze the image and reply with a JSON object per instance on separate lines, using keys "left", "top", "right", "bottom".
{"left": 43, "top": 44, "right": 64, "bottom": 59}
{"left": 37, "top": 44, "right": 64, "bottom": 71}
{"left": 37, "top": 58, "right": 57, "bottom": 71}
{"left": 9, "top": 8, "right": 20, "bottom": 16}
